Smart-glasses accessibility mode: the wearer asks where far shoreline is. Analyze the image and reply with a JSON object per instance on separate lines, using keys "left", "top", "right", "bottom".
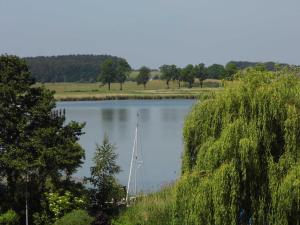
{"left": 55, "top": 94, "right": 199, "bottom": 101}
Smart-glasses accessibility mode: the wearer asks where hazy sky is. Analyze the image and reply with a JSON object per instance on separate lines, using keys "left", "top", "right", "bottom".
{"left": 1, "top": 0, "right": 300, "bottom": 69}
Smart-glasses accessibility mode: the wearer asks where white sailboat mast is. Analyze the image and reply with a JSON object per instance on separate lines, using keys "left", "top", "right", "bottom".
{"left": 126, "top": 113, "right": 139, "bottom": 203}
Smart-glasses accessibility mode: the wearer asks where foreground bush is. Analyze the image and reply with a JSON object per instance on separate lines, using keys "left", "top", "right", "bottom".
{"left": 0, "top": 210, "right": 19, "bottom": 225}
{"left": 113, "top": 186, "right": 175, "bottom": 225}
{"left": 54, "top": 210, "right": 94, "bottom": 225}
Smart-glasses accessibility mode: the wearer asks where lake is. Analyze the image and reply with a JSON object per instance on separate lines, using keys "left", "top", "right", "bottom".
{"left": 57, "top": 99, "right": 196, "bottom": 192}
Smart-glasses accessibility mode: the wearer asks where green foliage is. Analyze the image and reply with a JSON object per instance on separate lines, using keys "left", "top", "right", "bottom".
{"left": 178, "top": 69, "right": 300, "bottom": 225}
{"left": 181, "top": 64, "right": 195, "bottom": 88}
{"left": 46, "top": 191, "right": 87, "bottom": 221}
{"left": 98, "top": 59, "right": 117, "bottom": 90}
{"left": 98, "top": 58, "right": 131, "bottom": 90}
{"left": 33, "top": 211, "right": 52, "bottom": 225}
{"left": 25, "top": 55, "right": 126, "bottom": 82}
{"left": 87, "top": 135, "right": 122, "bottom": 210}
{"left": 254, "top": 63, "right": 267, "bottom": 72}
{"left": 115, "top": 59, "right": 131, "bottom": 90}
{"left": 225, "top": 62, "right": 238, "bottom": 79}
{"left": 54, "top": 210, "right": 94, "bottom": 225}
{"left": 159, "top": 64, "right": 180, "bottom": 89}
{"left": 136, "top": 66, "right": 151, "bottom": 89}
{"left": 0, "top": 210, "right": 19, "bottom": 225}
{"left": 207, "top": 64, "right": 227, "bottom": 79}
{"left": 228, "top": 61, "right": 294, "bottom": 71}
{"left": 0, "top": 55, "right": 85, "bottom": 221}
{"left": 24, "top": 56, "right": 299, "bottom": 83}
{"left": 193, "top": 63, "right": 207, "bottom": 87}
{"left": 270, "top": 164, "right": 300, "bottom": 225}
{"left": 112, "top": 186, "right": 175, "bottom": 225}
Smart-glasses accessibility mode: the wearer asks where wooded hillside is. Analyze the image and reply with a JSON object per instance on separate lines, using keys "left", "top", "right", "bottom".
{"left": 24, "top": 55, "right": 125, "bottom": 82}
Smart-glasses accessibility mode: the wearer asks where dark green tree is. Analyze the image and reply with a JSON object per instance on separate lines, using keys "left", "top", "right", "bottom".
{"left": 115, "top": 59, "right": 131, "bottom": 91}
{"left": 98, "top": 59, "right": 117, "bottom": 90}
{"left": 181, "top": 64, "right": 195, "bottom": 88}
{"left": 173, "top": 67, "right": 182, "bottom": 88}
{"left": 25, "top": 55, "right": 126, "bottom": 83}
{"left": 159, "top": 64, "right": 178, "bottom": 89}
{"left": 225, "top": 62, "right": 238, "bottom": 79}
{"left": 254, "top": 63, "right": 267, "bottom": 72}
{"left": 0, "top": 55, "right": 85, "bottom": 223}
{"left": 136, "top": 66, "right": 151, "bottom": 89}
{"left": 193, "top": 63, "right": 207, "bottom": 88}
{"left": 87, "top": 135, "right": 122, "bottom": 213}
{"left": 207, "top": 64, "right": 227, "bottom": 79}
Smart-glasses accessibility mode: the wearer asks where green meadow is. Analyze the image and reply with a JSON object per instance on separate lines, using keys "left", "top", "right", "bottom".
{"left": 40, "top": 79, "right": 222, "bottom": 101}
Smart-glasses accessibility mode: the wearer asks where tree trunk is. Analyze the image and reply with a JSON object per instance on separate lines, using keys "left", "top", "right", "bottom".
{"left": 120, "top": 83, "right": 123, "bottom": 91}
{"left": 143, "top": 83, "right": 146, "bottom": 89}
{"left": 200, "top": 80, "right": 203, "bottom": 88}
{"left": 108, "top": 83, "right": 111, "bottom": 91}
{"left": 178, "top": 81, "right": 181, "bottom": 89}
{"left": 167, "top": 81, "right": 169, "bottom": 89}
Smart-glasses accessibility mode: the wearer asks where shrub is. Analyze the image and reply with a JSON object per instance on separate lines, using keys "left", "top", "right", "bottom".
{"left": 0, "top": 210, "right": 19, "bottom": 225}
{"left": 46, "top": 191, "right": 87, "bottom": 221}
{"left": 54, "top": 210, "right": 94, "bottom": 225}
{"left": 112, "top": 186, "right": 175, "bottom": 225}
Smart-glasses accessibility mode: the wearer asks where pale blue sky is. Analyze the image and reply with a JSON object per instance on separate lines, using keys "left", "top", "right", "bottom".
{"left": 1, "top": 0, "right": 299, "bottom": 69}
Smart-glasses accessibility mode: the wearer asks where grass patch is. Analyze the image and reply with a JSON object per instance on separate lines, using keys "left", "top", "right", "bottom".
{"left": 112, "top": 185, "right": 175, "bottom": 225}
{"left": 37, "top": 79, "right": 223, "bottom": 101}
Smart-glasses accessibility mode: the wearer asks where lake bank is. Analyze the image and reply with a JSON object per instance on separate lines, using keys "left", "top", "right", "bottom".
{"left": 55, "top": 93, "right": 202, "bottom": 101}
{"left": 39, "top": 80, "right": 222, "bottom": 101}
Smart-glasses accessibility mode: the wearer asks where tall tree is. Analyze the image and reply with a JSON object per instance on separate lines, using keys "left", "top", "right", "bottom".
{"left": 136, "top": 66, "right": 151, "bottom": 89}
{"left": 193, "top": 63, "right": 207, "bottom": 88}
{"left": 173, "top": 67, "right": 182, "bottom": 88}
{"left": 0, "top": 55, "right": 85, "bottom": 222}
{"left": 87, "top": 135, "right": 121, "bottom": 209}
{"left": 98, "top": 59, "right": 117, "bottom": 90}
{"left": 160, "top": 64, "right": 178, "bottom": 89}
{"left": 116, "top": 59, "right": 131, "bottom": 91}
{"left": 181, "top": 64, "right": 195, "bottom": 88}
{"left": 207, "top": 64, "right": 227, "bottom": 79}
{"left": 225, "top": 62, "right": 238, "bottom": 79}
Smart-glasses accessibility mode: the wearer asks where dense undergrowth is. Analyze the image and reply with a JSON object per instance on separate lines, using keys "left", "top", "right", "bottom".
{"left": 114, "top": 69, "right": 300, "bottom": 225}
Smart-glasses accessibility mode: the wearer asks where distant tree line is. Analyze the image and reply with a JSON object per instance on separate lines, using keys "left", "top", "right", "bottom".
{"left": 159, "top": 63, "right": 237, "bottom": 89}
{"left": 24, "top": 55, "right": 299, "bottom": 84}
{"left": 229, "top": 61, "right": 291, "bottom": 71}
{"left": 98, "top": 59, "right": 300, "bottom": 90}
{"left": 24, "top": 55, "right": 124, "bottom": 82}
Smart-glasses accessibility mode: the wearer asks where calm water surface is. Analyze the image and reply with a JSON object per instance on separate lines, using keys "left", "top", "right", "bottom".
{"left": 57, "top": 100, "right": 196, "bottom": 192}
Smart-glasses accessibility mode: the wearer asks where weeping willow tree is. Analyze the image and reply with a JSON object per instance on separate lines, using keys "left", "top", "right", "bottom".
{"left": 175, "top": 69, "right": 300, "bottom": 225}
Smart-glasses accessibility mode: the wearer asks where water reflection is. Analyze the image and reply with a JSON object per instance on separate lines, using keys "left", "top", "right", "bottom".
{"left": 117, "top": 109, "right": 128, "bottom": 122}
{"left": 138, "top": 108, "right": 150, "bottom": 123}
{"left": 57, "top": 100, "right": 195, "bottom": 192}
{"left": 101, "top": 109, "right": 114, "bottom": 121}
{"left": 161, "top": 108, "right": 179, "bottom": 122}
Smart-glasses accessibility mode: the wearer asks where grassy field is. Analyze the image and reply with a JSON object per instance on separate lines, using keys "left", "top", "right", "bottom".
{"left": 40, "top": 79, "right": 222, "bottom": 101}
{"left": 129, "top": 70, "right": 162, "bottom": 80}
